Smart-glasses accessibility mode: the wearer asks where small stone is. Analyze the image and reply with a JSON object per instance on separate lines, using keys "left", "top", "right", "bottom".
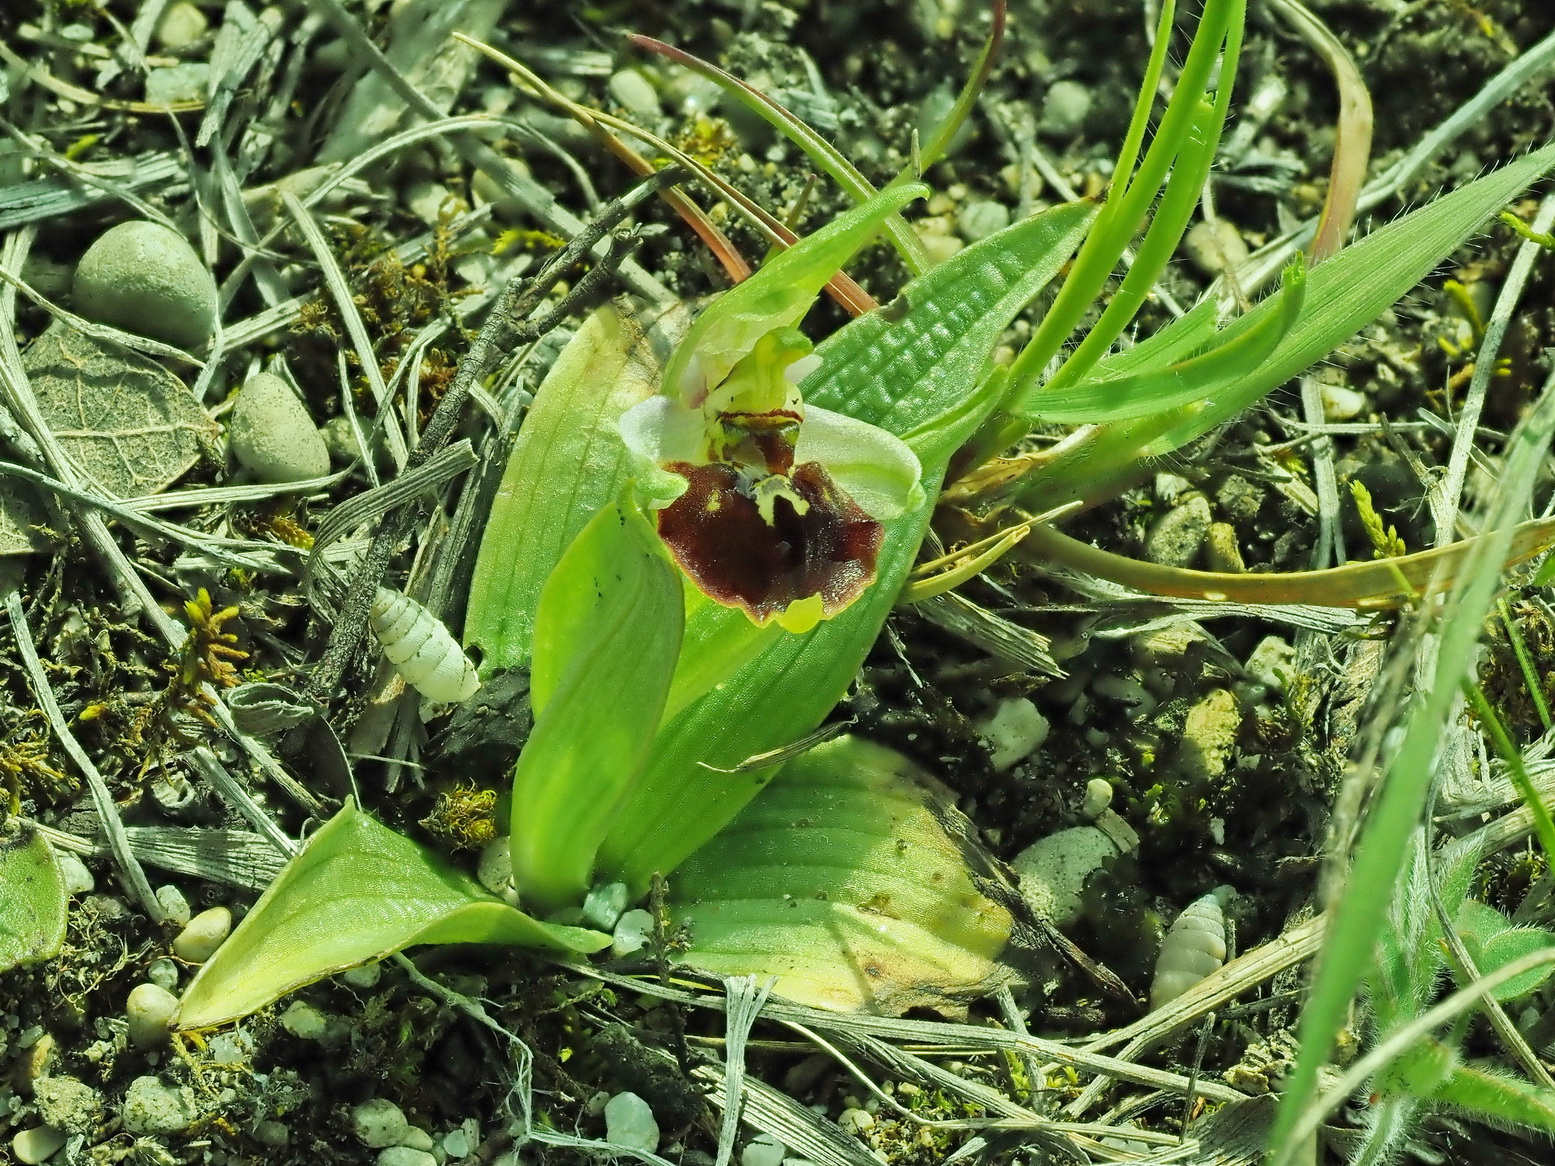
{"left": 352, "top": 1098, "right": 410, "bottom": 1148}
{"left": 1154, "top": 472, "right": 1192, "bottom": 503}
{"left": 146, "top": 957, "right": 179, "bottom": 993}
{"left": 1039, "top": 79, "right": 1092, "bottom": 138}
{"left": 1245, "top": 636, "right": 1296, "bottom": 694}
{"left": 1215, "top": 474, "right": 1264, "bottom": 524}
{"left": 1176, "top": 689, "right": 1241, "bottom": 783}
{"left": 1183, "top": 219, "right": 1249, "bottom": 277}
{"left": 208, "top": 1031, "right": 251, "bottom": 1064}
{"left": 280, "top": 1000, "right": 329, "bottom": 1040}
{"left": 11, "top": 1126, "right": 66, "bottom": 1164}
{"left": 73, "top": 221, "right": 217, "bottom": 349}
{"left": 1203, "top": 522, "right": 1245, "bottom": 573}
{"left": 1321, "top": 384, "right": 1367, "bottom": 422}
{"left": 1080, "top": 778, "right": 1114, "bottom": 820}
{"left": 340, "top": 962, "right": 382, "bottom": 989}
{"left": 403, "top": 180, "right": 459, "bottom": 226}
{"left": 172, "top": 906, "right": 231, "bottom": 963}
{"left": 611, "top": 909, "right": 654, "bottom": 959}
{"left": 14, "top": 1032, "right": 58, "bottom": 1094}
{"left": 477, "top": 838, "right": 519, "bottom": 906}
{"left": 145, "top": 63, "right": 210, "bottom": 106}
{"left": 155, "top": 884, "right": 191, "bottom": 927}
{"left": 604, "top": 1092, "right": 659, "bottom": 1153}
{"left": 56, "top": 853, "right": 94, "bottom": 895}
{"left": 977, "top": 697, "right": 1049, "bottom": 771}
{"left": 608, "top": 69, "right": 661, "bottom": 117}
{"left": 582, "top": 882, "right": 630, "bottom": 931}
{"left": 126, "top": 983, "right": 180, "bottom": 1049}
{"left": 378, "top": 1149, "right": 436, "bottom": 1166}
{"left": 229, "top": 373, "right": 332, "bottom": 484}
{"left": 400, "top": 1127, "right": 435, "bottom": 1152}
{"left": 838, "top": 1108, "right": 875, "bottom": 1134}
{"left": 1143, "top": 493, "right": 1212, "bottom": 568}
{"left": 32, "top": 1076, "right": 98, "bottom": 1134}
{"left": 121, "top": 1075, "right": 198, "bottom": 1135}
{"left": 155, "top": 1, "right": 208, "bottom": 49}
{"left": 252, "top": 1120, "right": 290, "bottom": 1148}
{"left": 743, "top": 1132, "right": 787, "bottom": 1166}
{"left": 1011, "top": 826, "right": 1121, "bottom": 928}
{"left": 956, "top": 200, "right": 1010, "bottom": 242}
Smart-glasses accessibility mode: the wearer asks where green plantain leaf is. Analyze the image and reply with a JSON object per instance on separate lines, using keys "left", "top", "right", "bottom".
{"left": 0, "top": 823, "right": 67, "bottom": 973}
{"left": 513, "top": 501, "right": 683, "bottom": 911}
{"left": 595, "top": 200, "right": 1097, "bottom": 892}
{"left": 177, "top": 803, "right": 608, "bottom": 1030}
{"left": 1477, "top": 926, "right": 1555, "bottom": 1002}
{"left": 669, "top": 736, "right": 1014, "bottom": 1013}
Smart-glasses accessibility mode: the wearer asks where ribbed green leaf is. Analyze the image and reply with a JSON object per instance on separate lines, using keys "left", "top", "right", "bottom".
{"left": 178, "top": 803, "right": 607, "bottom": 1029}
{"left": 0, "top": 823, "right": 66, "bottom": 973}
{"left": 669, "top": 736, "right": 1013, "bottom": 1012}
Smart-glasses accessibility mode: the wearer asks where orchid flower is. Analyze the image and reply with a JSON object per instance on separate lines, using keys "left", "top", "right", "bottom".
{"left": 620, "top": 185, "right": 928, "bottom": 633}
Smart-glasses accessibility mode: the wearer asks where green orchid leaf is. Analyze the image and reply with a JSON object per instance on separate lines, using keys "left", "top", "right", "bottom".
{"left": 514, "top": 501, "right": 684, "bottom": 912}
{"left": 0, "top": 823, "right": 67, "bottom": 973}
{"left": 465, "top": 303, "right": 686, "bottom": 673}
{"left": 660, "top": 182, "right": 928, "bottom": 402}
{"left": 178, "top": 803, "right": 608, "bottom": 1030}
{"left": 596, "top": 200, "right": 1097, "bottom": 892}
{"left": 1021, "top": 259, "right": 1306, "bottom": 423}
{"left": 669, "top": 736, "right": 1014, "bottom": 1013}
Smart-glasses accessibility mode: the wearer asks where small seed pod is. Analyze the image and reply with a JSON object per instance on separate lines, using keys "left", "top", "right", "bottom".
{"left": 369, "top": 588, "right": 480, "bottom": 704}
{"left": 1149, "top": 892, "right": 1227, "bottom": 1010}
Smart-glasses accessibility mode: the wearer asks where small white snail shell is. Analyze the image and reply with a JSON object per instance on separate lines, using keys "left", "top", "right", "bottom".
{"left": 1149, "top": 891, "right": 1228, "bottom": 1010}
{"left": 369, "top": 588, "right": 480, "bottom": 704}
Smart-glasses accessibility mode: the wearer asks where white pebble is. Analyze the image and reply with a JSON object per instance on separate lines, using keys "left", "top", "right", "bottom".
{"left": 1080, "top": 778, "right": 1113, "bottom": 821}
{"left": 611, "top": 909, "right": 654, "bottom": 958}
{"left": 352, "top": 1098, "right": 409, "bottom": 1148}
{"left": 126, "top": 983, "right": 180, "bottom": 1049}
{"left": 743, "top": 1132, "right": 788, "bottom": 1166}
{"left": 56, "top": 852, "right": 94, "bottom": 895}
{"left": 378, "top": 1149, "right": 436, "bottom": 1166}
{"left": 229, "top": 372, "right": 332, "bottom": 484}
{"left": 400, "top": 1127, "right": 434, "bottom": 1152}
{"left": 121, "top": 1076, "right": 198, "bottom": 1134}
{"left": 72, "top": 220, "right": 217, "bottom": 349}
{"left": 978, "top": 697, "right": 1050, "bottom": 770}
{"left": 11, "top": 1125, "right": 66, "bottom": 1164}
{"left": 607, "top": 69, "right": 660, "bottom": 117}
{"left": 603, "top": 1092, "right": 659, "bottom": 1153}
{"left": 1321, "top": 384, "right": 1368, "bottom": 422}
{"left": 340, "top": 962, "right": 382, "bottom": 989}
{"left": 173, "top": 906, "right": 231, "bottom": 963}
{"left": 155, "top": 884, "right": 191, "bottom": 927}
{"left": 477, "top": 838, "right": 519, "bottom": 906}
{"left": 1010, "top": 826, "right": 1121, "bottom": 928}
{"left": 155, "top": 2, "right": 208, "bottom": 49}
{"left": 280, "top": 1000, "right": 329, "bottom": 1040}
{"left": 1150, "top": 893, "right": 1228, "bottom": 1010}
{"left": 838, "top": 1108, "right": 874, "bottom": 1133}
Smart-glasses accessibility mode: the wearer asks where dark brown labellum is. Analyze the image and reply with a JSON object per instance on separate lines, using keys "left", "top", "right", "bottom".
{"left": 657, "top": 459, "right": 883, "bottom": 625}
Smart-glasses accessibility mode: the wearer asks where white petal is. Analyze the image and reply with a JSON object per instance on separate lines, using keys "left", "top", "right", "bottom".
{"left": 793, "top": 406, "right": 925, "bottom": 521}
{"left": 617, "top": 395, "right": 701, "bottom": 507}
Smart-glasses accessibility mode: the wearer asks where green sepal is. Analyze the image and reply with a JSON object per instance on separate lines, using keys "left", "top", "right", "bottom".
{"left": 177, "top": 803, "right": 608, "bottom": 1030}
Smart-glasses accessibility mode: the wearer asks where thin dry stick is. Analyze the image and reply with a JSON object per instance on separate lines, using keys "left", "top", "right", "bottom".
{"left": 5, "top": 589, "right": 164, "bottom": 921}
{"left": 1432, "top": 189, "right": 1555, "bottom": 547}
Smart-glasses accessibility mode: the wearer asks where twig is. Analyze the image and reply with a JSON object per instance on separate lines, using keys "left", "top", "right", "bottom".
{"left": 5, "top": 589, "right": 164, "bottom": 921}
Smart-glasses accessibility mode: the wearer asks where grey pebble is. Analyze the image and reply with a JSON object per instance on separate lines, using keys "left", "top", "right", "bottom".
{"left": 172, "top": 905, "right": 231, "bottom": 964}
{"left": 11, "top": 1126, "right": 66, "bottom": 1165}
{"left": 956, "top": 200, "right": 1010, "bottom": 242}
{"left": 73, "top": 221, "right": 217, "bottom": 349}
{"left": 34, "top": 1076, "right": 99, "bottom": 1135}
{"left": 608, "top": 69, "right": 661, "bottom": 117}
{"left": 56, "top": 852, "right": 94, "bottom": 895}
{"left": 1039, "top": 79, "right": 1092, "bottom": 138}
{"left": 229, "top": 373, "right": 331, "bottom": 484}
{"left": 1144, "top": 493, "right": 1212, "bottom": 568}
{"left": 126, "top": 983, "right": 180, "bottom": 1049}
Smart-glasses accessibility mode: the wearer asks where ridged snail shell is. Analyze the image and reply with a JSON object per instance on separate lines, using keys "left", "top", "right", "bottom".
{"left": 1149, "top": 892, "right": 1227, "bottom": 1010}
{"left": 368, "top": 588, "right": 480, "bottom": 703}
